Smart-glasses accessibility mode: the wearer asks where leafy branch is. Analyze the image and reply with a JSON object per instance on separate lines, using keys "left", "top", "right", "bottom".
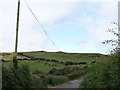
{"left": 102, "top": 22, "right": 119, "bottom": 54}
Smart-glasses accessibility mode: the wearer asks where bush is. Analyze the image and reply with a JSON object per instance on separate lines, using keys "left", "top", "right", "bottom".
{"left": 66, "top": 71, "right": 81, "bottom": 80}
{"left": 66, "top": 68, "right": 88, "bottom": 80}
{"left": 49, "top": 68, "right": 57, "bottom": 74}
{"left": 32, "top": 69, "right": 44, "bottom": 74}
{"left": 80, "top": 56, "right": 120, "bottom": 88}
{"left": 2, "top": 64, "right": 47, "bottom": 89}
{"left": 66, "top": 70, "right": 87, "bottom": 80}
{"left": 17, "top": 65, "right": 32, "bottom": 88}
{"left": 31, "top": 74, "right": 47, "bottom": 88}
{"left": 49, "top": 66, "right": 81, "bottom": 75}
{"left": 2, "top": 65, "right": 32, "bottom": 89}
{"left": 47, "top": 75, "right": 69, "bottom": 86}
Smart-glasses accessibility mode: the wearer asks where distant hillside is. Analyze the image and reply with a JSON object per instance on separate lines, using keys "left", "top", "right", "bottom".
{"left": 1, "top": 51, "right": 105, "bottom": 62}
{"left": 21, "top": 51, "right": 105, "bottom": 63}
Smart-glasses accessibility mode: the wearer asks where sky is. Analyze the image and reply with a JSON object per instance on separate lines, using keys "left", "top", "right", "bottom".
{"left": 0, "top": 0, "right": 119, "bottom": 54}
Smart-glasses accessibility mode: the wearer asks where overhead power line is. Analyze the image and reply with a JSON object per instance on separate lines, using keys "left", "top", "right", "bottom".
{"left": 23, "top": 0, "right": 59, "bottom": 50}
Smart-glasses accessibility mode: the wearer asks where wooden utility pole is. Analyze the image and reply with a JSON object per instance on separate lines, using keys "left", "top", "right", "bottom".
{"left": 13, "top": 0, "right": 20, "bottom": 68}
{"left": 118, "top": 1, "right": 120, "bottom": 52}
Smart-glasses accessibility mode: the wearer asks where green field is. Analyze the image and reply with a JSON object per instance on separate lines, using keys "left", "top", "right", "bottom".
{"left": 2, "top": 51, "right": 105, "bottom": 74}
{"left": 3, "top": 60, "right": 65, "bottom": 74}
{"left": 22, "top": 51, "right": 103, "bottom": 63}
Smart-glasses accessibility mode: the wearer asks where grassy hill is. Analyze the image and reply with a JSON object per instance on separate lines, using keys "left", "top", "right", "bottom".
{"left": 2, "top": 51, "right": 105, "bottom": 74}
{"left": 2, "top": 51, "right": 111, "bottom": 88}
{"left": 1, "top": 51, "right": 104, "bottom": 63}
{"left": 21, "top": 51, "right": 104, "bottom": 63}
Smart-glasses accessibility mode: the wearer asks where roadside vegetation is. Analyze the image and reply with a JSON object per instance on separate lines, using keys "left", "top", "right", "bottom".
{"left": 2, "top": 64, "right": 47, "bottom": 89}
{"left": 80, "top": 22, "right": 120, "bottom": 88}
{"left": 80, "top": 55, "right": 120, "bottom": 88}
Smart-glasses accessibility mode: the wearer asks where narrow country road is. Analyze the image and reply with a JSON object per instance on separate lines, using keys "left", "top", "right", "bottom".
{"left": 53, "top": 76, "right": 85, "bottom": 88}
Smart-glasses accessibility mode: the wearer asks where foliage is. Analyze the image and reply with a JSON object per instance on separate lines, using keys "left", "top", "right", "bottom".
{"left": 2, "top": 65, "right": 32, "bottom": 89}
{"left": 2, "top": 51, "right": 105, "bottom": 88}
{"left": 80, "top": 50, "right": 120, "bottom": 88}
{"left": 66, "top": 68, "right": 88, "bottom": 80}
{"left": 47, "top": 75, "right": 69, "bottom": 86}
{"left": 102, "top": 22, "right": 120, "bottom": 87}
{"left": 13, "top": 57, "right": 18, "bottom": 69}
{"left": 31, "top": 74, "right": 47, "bottom": 88}
{"left": 102, "top": 22, "right": 120, "bottom": 53}
{"left": 3, "top": 60, "right": 65, "bottom": 74}
{"left": 80, "top": 22, "right": 120, "bottom": 88}
{"left": 2, "top": 64, "right": 47, "bottom": 89}
{"left": 49, "top": 66, "right": 81, "bottom": 75}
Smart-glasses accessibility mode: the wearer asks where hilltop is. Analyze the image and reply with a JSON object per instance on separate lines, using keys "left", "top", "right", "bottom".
{"left": 1, "top": 51, "right": 105, "bottom": 61}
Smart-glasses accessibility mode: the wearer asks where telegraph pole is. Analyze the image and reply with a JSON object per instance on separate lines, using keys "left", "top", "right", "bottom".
{"left": 118, "top": 1, "right": 120, "bottom": 52}
{"left": 13, "top": 0, "right": 20, "bottom": 69}
{"left": 118, "top": 1, "right": 120, "bottom": 53}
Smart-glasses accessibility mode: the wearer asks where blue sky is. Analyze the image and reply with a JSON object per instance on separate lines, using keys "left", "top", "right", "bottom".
{"left": 0, "top": 0, "right": 118, "bottom": 54}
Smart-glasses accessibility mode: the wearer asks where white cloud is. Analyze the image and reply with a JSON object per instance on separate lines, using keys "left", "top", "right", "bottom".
{"left": 1, "top": 0, "right": 119, "bottom": 3}
{"left": 26, "top": 2, "right": 79, "bottom": 24}
{"left": 75, "top": 2, "right": 118, "bottom": 54}
{"left": 87, "top": 2, "right": 118, "bottom": 41}
{"left": 0, "top": 0, "right": 78, "bottom": 52}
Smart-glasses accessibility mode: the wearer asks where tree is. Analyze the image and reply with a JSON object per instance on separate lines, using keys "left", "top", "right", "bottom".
{"left": 102, "top": 22, "right": 120, "bottom": 87}
{"left": 102, "top": 22, "right": 120, "bottom": 54}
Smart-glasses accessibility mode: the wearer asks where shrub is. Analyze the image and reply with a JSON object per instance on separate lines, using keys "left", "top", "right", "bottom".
{"left": 2, "top": 64, "right": 47, "bottom": 89}
{"left": 31, "top": 74, "right": 47, "bottom": 88}
{"left": 17, "top": 64, "right": 32, "bottom": 88}
{"left": 47, "top": 75, "right": 69, "bottom": 86}
{"left": 2, "top": 65, "right": 32, "bottom": 89}
{"left": 80, "top": 56, "right": 120, "bottom": 88}
{"left": 66, "top": 68, "right": 88, "bottom": 80}
{"left": 32, "top": 69, "right": 44, "bottom": 74}
{"left": 49, "top": 68, "right": 57, "bottom": 74}
{"left": 49, "top": 66, "right": 81, "bottom": 75}
{"left": 66, "top": 71, "right": 81, "bottom": 80}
